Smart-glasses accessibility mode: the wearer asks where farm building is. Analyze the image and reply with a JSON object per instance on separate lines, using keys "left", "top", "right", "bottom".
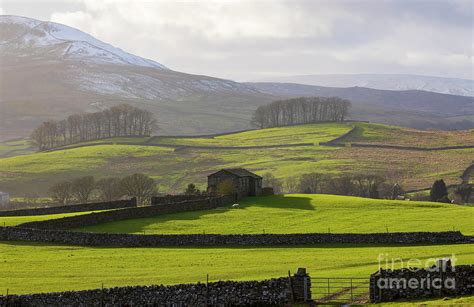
{"left": 208, "top": 168, "right": 262, "bottom": 198}
{"left": 0, "top": 191, "right": 9, "bottom": 208}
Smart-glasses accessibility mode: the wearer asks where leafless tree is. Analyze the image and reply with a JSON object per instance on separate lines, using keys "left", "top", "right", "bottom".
{"left": 120, "top": 173, "right": 156, "bottom": 205}
{"left": 96, "top": 177, "right": 123, "bottom": 201}
{"left": 49, "top": 181, "right": 73, "bottom": 205}
{"left": 262, "top": 172, "right": 283, "bottom": 194}
{"left": 71, "top": 176, "right": 96, "bottom": 203}
{"left": 284, "top": 176, "right": 299, "bottom": 193}
{"left": 299, "top": 173, "right": 326, "bottom": 194}
{"left": 30, "top": 104, "right": 157, "bottom": 150}
{"left": 251, "top": 97, "right": 351, "bottom": 128}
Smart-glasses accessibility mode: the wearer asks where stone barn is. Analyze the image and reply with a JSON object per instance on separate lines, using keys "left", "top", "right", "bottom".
{"left": 0, "top": 191, "right": 10, "bottom": 208}
{"left": 207, "top": 169, "right": 262, "bottom": 198}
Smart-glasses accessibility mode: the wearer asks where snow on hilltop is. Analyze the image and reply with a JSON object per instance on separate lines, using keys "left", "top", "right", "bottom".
{"left": 0, "top": 15, "right": 168, "bottom": 69}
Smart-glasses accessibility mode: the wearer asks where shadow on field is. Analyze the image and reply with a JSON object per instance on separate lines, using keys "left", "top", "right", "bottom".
{"left": 72, "top": 195, "right": 314, "bottom": 234}
{"left": 240, "top": 195, "right": 314, "bottom": 211}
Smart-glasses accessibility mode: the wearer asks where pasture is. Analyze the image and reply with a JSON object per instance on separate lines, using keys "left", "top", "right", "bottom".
{"left": 1, "top": 241, "right": 473, "bottom": 295}
{"left": 0, "top": 122, "right": 472, "bottom": 197}
{"left": 78, "top": 194, "right": 474, "bottom": 235}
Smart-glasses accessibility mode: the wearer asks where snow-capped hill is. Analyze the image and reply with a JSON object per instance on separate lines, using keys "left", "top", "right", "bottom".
{"left": 0, "top": 15, "right": 167, "bottom": 69}
{"left": 257, "top": 74, "right": 474, "bottom": 97}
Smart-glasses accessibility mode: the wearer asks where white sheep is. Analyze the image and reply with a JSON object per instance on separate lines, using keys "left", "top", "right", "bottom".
{"left": 231, "top": 203, "right": 240, "bottom": 209}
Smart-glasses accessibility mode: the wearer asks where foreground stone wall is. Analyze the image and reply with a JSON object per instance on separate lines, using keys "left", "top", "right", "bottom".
{"left": 0, "top": 228, "right": 468, "bottom": 247}
{"left": 0, "top": 278, "right": 291, "bottom": 306}
{"left": 370, "top": 263, "right": 474, "bottom": 302}
{"left": 18, "top": 196, "right": 234, "bottom": 229}
{"left": 0, "top": 199, "right": 137, "bottom": 217}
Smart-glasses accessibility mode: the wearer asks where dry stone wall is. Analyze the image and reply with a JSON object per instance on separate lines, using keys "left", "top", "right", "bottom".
{"left": 370, "top": 263, "right": 474, "bottom": 302}
{"left": 0, "top": 228, "right": 468, "bottom": 247}
{"left": 0, "top": 199, "right": 136, "bottom": 217}
{"left": 0, "top": 278, "right": 291, "bottom": 306}
{"left": 18, "top": 196, "right": 234, "bottom": 229}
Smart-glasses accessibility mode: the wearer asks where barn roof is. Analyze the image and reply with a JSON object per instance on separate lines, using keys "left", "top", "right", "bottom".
{"left": 209, "top": 168, "right": 262, "bottom": 179}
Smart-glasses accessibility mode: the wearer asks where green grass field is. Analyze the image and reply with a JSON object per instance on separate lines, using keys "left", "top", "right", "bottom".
{"left": 78, "top": 194, "right": 474, "bottom": 235}
{"left": 0, "top": 138, "right": 35, "bottom": 158}
{"left": 151, "top": 123, "right": 351, "bottom": 147}
{"left": 1, "top": 241, "right": 473, "bottom": 295}
{"left": 0, "top": 122, "right": 472, "bottom": 198}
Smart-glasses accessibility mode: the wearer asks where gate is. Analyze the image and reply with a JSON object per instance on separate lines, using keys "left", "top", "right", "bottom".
{"left": 311, "top": 277, "right": 369, "bottom": 304}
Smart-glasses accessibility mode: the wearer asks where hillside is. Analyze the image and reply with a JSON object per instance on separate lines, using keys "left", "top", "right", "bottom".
{"left": 255, "top": 74, "right": 474, "bottom": 97}
{"left": 1, "top": 16, "right": 474, "bottom": 141}
{"left": 75, "top": 194, "right": 474, "bottom": 235}
{"left": 250, "top": 83, "right": 474, "bottom": 130}
{"left": 0, "top": 122, "right": 472, "bottom": 197}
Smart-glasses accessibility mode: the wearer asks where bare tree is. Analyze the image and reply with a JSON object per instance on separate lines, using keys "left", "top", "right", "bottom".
{"left": 96, "top": 177, "right": 123, "bottom": 201}
{"left": 31, "top": 104, "right": 158, "bottom": 150}
{"left": 71, "top": 176, "right": 96, "bottom": 203}
{"left": 251, "top": 97, "right": 351, "bottom": 128}
{"left": 120, "top": 173, "right": 156, "bottom": 205}
{"left": 299, "top": 173, "right": 326, "bottom": 194}
{"left": 49, "top": 181, "right": 73, "bottom": 205}
{"left": 262, "top": 172, "right": 283, "bottom": 194}
{"left": 284, "top": 176, "right": 299, "bottom": 194}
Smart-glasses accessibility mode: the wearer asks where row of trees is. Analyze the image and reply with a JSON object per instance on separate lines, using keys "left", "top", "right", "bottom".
{"left": 251, "top": 97, "right": 351, "bottom": 128}
{"left": 49, "top": 173, "right": 156, "bottom": 206}
{"left": 31, "top": 104, "right": 157, "bottom": 150}
{"left": 262, "top": 172, "right": 401, "bottom": 199}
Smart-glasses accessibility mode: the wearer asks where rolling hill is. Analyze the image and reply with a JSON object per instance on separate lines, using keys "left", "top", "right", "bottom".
{"left": 1, "top": 15, "right": 474, "bottom": 142}
{"left": 0, "top": 122, "right": 472, "bottom": 198}
{"left": 74, "top": 194, "right": 474, "bottom": 235}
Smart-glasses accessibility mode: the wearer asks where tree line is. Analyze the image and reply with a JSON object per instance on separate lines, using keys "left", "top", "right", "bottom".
{"left": 251, "top": 97, "right": 351, "bottom": 128}
{"left": 262, "top": 172, "right": 400, "bottom": 199}
{"left": 49, "top": 173, "right": 156, "bottom": 206}
{"left": 31, "top": 104, "right": 157, "bottom": 150}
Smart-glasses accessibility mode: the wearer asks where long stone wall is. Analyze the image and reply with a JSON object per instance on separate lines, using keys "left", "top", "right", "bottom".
{"left": 0, "top": 276, "right": 292, "bottom": 306}
{"left": 151, "top": 195, "right": 210, "bottom": 205}
{"left": 370, "top": 262, "right": 474, "bottom": 302}
{"left": 0, "top": 199, "right": 137, "bottom": 217}
{"left": 18, "top": 196, "right": 234, "bottom": 230}
{"left": 0, "top": 228, "right": 468, "bottom": 247}
{"left": 351, "top": 143, "right": 474, "bottom": 151}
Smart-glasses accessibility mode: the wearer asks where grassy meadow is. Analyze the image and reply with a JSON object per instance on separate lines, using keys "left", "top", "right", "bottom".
{"left": 1, "top": 122, "right": 472, "bottom": 198}
{"left": 344, "top": 122, "right": 474, "bottom": 147}
{"left": 1, "top": 241, "right": 473, "bottom": 295}
{"left": 150, "top": 123, "right": 351, "bottom": 146}
{"left": 78, "top": 194, "right": 474, "bottom": 235}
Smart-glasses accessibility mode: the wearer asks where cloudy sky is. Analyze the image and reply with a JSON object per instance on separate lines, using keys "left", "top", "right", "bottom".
{"left": 1, "top": 0, "right": 473, "bottom": 81}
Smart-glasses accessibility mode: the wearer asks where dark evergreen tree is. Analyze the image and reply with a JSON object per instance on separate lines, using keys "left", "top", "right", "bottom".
{"left": 430, "top": 179, "right": 449, "bottom": 202}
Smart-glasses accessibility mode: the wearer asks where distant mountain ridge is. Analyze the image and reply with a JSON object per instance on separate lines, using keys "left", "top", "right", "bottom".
{"left": 0, "top": 15, "right": 473, "bottom": 141}
{"left": 256, "top": 74, "right": 474, "bottom": 97}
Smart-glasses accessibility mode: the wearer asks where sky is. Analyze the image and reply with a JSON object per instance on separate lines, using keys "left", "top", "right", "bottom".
{"left": 1, "top": 0, "right": 473, "bottom": 81}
